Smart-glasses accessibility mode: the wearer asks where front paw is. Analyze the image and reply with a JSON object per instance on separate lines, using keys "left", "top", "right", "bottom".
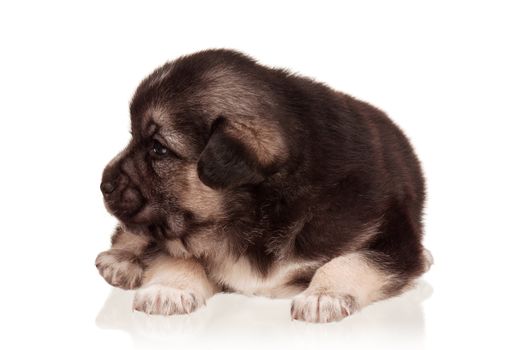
{"left": 133, "top": 284, "right": 205, "bottom": 316}
{"left": 95, "top": 249, "right": 144, "bottom": 289}
{"left": 291, "top": 291, "right": 356, "bottom": 323}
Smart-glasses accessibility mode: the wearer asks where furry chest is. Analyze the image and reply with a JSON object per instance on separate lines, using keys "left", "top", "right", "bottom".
{"left": 209, "top": 257, "right": 311, "bottom": 298}
{"left": 165, "top": 237, "right": 312, "bottom": 298}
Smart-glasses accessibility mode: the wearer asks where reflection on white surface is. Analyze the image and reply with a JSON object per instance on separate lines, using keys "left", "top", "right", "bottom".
{"left": 96, "top": 280, "right": 432, "bottom": 350}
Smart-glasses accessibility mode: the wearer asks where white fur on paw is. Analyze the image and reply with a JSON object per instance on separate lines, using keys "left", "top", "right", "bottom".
{"left": 133, "top": 284, "right": 205, "bottom": 316}
{"left": 291, "top": 291, "right": 356, "bottom": 323}
{"left": 95, "top": 250, "right": 143, "bottom": 289}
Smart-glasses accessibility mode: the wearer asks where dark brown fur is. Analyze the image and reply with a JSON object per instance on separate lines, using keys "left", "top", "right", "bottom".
{"left": 99, "top": 49, "right": 427, "bottom": 301}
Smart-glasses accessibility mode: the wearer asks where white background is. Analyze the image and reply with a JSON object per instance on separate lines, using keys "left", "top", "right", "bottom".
{"left": 1, "top": 1, "right": 526, "bottom": 349}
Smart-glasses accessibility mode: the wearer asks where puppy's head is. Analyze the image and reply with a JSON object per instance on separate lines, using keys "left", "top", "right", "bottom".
{"left": 101, "top": 50, "right": 289, "bottom": 237}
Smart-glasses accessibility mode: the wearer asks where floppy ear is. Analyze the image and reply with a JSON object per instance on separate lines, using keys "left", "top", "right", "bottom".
{"left": 197, "top": 117, "right": 266, "bottom": 189}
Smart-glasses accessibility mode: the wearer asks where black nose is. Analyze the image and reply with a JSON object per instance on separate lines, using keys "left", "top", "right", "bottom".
{"left": 100, "top": 181, "right": 116, "bottom": 194}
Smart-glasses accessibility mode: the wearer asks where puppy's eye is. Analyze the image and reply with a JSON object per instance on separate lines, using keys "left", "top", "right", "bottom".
{"left": 152, "top": 140, "right": 168, "bottom": 156}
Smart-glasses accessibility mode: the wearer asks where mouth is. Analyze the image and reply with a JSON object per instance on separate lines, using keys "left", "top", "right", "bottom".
{"left": 123, "top": 213, "right": 188, "bottom": 241}
{"left": 104, "top": 196, "right": 152, "bottom": 224}
{"left": 107, "top": 204, "right": 171, "bottom": 240}
{"left": 105, "top": 195, "right": 190, "bottom": 240}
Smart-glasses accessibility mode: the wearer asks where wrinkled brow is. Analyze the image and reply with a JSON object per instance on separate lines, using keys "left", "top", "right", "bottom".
{"left": 142, "top": 118, "right": 194, "bottom": 159}
{"left": 158, "top": 127, "right": 188, "bottom": 151}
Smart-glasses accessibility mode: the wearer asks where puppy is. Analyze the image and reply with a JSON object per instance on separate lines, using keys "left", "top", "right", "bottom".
{"left": 95, "top": 49, "right": 432, "bottom": 323}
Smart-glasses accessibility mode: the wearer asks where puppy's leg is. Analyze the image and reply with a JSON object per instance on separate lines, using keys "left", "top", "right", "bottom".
{"left": 133, "top": 255, "right": 217, "bottom": 315}
{"left": 291, "top": 251, "right": 395, "bottom": 323}
{"left": 292, "top": 202, "right": 428, "bottom": 323}
{"left": 95, "top": 226, "right": 150, "bottom": 289}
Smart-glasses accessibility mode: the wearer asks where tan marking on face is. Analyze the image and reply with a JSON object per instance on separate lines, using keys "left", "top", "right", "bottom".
{"left": 141, "top": 105, "right": 169, "bottom": 134}
{"left": 161, "top": 131, "right": 187, "bottom": 152}
{"left": 177, "top": 165, "right": 225, "bottom": 220}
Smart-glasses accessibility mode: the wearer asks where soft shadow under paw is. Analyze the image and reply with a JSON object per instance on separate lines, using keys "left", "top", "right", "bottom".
{"left": 96, "top": 280, "right": 433, "bottom": 350}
